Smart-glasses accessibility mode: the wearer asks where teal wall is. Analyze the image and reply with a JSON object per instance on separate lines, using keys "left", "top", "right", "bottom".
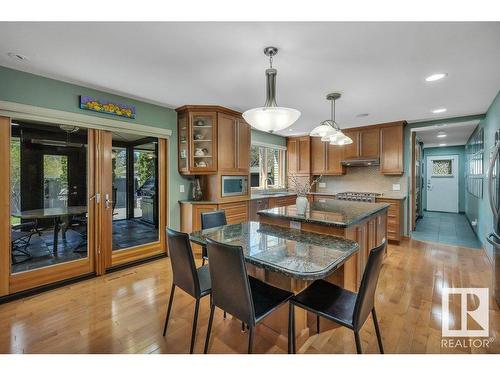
{"left": 0, "top": 66, "right": 287, "bottom": 229}
{"left": 403, "top": 114, "right": 485, "bottom": 235}
{"left": 251, "top": 129, "right": 287, "bottom": 147}
{"left": 465, "top": 90, "right": 500, "bottom": 260}
{"left": 0, "top": 66, "right": 188, "bottom": 229}
{"left": 422, "top": 146, "right": 466, "bottom": 212}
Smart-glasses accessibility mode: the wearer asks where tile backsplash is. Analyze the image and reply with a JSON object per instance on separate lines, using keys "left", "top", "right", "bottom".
{"left": 315, "top": 166, "right": 407, "bottom": 194}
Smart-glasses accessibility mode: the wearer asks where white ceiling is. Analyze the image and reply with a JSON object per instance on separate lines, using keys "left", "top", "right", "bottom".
{"left": 413, "top": 120, "right": 478, "bottom": 148}
{"left": 1, "top": 22, "right": 499, "bottom": 136}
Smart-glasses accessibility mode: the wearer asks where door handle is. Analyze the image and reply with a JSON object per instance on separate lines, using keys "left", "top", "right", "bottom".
{"left": 488, "top": 142, "right": 500, "bottom": 224}
{"left": 105, "top": 193, "right": 113, "bottom": 209}
{"left": 90, "top": 193, "right": 100, "bottom": 204}
{"left": 486, "top": 233, "right": 500, "bottom": 247}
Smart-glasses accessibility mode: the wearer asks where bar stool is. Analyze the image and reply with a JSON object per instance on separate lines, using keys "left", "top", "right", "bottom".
{"left": 203, "top": 238, "right": 294, "bottom": 354}
{"left": 290, "top": 240, "right": 387, "bottom": 354}
{"left": 163, "top": 228, "right": 212, "bottom": 354}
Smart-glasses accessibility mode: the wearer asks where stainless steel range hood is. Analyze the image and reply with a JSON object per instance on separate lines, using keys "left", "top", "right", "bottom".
{"left": 341, "top": 157, "right": 380, "bottom": 167}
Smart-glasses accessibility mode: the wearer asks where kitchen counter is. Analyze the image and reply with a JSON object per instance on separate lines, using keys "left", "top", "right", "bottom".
{"left": 250, "top": 191, "right": 296, "bottom": 200}
{"left": 257, "top": 200, "right": 389, "bottom": 228}
{"left": 190, "top": 221, "right": 358, "bottom": 280}
{"left": 377, "top": 193, "right": 407, "bottom": 200}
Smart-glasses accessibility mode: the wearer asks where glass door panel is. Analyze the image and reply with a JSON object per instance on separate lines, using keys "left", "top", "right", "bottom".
{"left": 104, "top": 130, "right": 166, "bottom": 268}
{"left": 3, "top": 118, "right": 95, "bottom": 294}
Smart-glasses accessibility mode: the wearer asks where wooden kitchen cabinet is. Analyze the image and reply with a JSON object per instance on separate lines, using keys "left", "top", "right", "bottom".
{"left": 287, "top": 136, "right": 310, "bottom": 176}
{"left": 342, "top": 130, "right": 360, "bottom": 159}
{"left": 249, "top": 198, "right": 269, "bottom": 221}
{"left": 380, "top": 122, "right": 404, "bottom": 175}
{"left": 310, "top": 136, "right": 345, "bottom": 175}
{"left": 376, "top": 197, "right": 403, "bottom": 243}
{"left": 359, "top": 127, "right": 380, "bottom": 158}
{"left": 217, "top": 113, "right": 250, "bottom": 174}
{"left": 176, "top": 105, "right": 250, "bottom": 176}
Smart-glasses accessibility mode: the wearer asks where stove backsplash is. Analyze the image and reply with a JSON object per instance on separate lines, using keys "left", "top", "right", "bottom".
{"left": 315, "top": 166, "right": 407, "bottom": 195}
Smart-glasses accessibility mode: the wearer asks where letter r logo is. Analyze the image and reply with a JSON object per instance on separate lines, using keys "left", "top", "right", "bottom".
{"left": 442, "top": 288, "right": 489, "bottom": 337}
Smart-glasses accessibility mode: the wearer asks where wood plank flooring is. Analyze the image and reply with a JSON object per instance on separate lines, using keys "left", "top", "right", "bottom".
{"left": 1, "top": 238, "right": 499, "bottom": 354}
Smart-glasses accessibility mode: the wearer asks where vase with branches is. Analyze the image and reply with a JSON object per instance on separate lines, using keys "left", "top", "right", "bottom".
{"left": 287, "top": 173, "right": 322, "bottom": 215}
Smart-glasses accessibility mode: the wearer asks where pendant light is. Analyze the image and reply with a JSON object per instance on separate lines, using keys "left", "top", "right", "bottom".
{"left": 310, "top": 93, "right": 352, "bottom": 145}
{"left": 243, "top": 47, "right": 301, "bottom": 133}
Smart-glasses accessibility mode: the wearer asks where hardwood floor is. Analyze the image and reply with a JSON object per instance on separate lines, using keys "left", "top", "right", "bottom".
{"left": 1, "top": 238, "right": 499, "bottom": 354}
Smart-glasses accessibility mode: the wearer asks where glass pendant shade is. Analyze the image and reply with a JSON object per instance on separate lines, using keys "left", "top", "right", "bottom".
{"left": 243, "top": 48, "right": 300, "bottom": 133}
{"left": 329, "top": 132, "right": 353, "bottom": 145}
{"left": 243, "top": 106, "right": 300, "bottom": 133}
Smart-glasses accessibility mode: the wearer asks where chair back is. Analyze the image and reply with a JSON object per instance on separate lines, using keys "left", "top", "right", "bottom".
{"left": 352, "top": 239, "right": 386, "bottom": 329}
{"left": 166, "top": 228, "right": 200, "bottom": 298}
{"left": 201, "top": 210, "right": 227, "bottom": 230}
{"left": 205, "top": 238, "right": 255, "bottom": 326}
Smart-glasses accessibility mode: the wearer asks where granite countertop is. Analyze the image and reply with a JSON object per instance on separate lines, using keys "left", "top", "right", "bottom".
{"left": 179, "top": 200, "right": 218, "bottom": 204}
{"left": 189, "top": 221, "right": 359, "bottom": 280}
{"left": 250, "top": 191, "right": 296, "bottom": 200}
{"left": 257, "top": 199, "right": 389, "bottom": 228}
{"left": 376, "top": 193, "right": 407, "bottom": 200}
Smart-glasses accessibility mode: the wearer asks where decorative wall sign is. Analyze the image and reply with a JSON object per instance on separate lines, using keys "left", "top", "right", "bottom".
{"left": 79, "top": 96, "right": 136, "bottom": 119}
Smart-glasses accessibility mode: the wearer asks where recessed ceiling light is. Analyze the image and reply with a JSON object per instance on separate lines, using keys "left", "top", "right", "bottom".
{"left": 439, "top": 143, "right": 447, "bottom": 147}
{"left": 356, "top": 113, "right": 369, "bottom": 118}
{"left": 432, "top": 108, "right": 447, "bottom": 114}
{"left": 288, "top": 128, "right": 293, "bottom": 131}
{"left": 437, "top": 131, "right": 447, "bottom": 138}
{"left": 425, "top": 73, "right": 448, "bottom": 82}
{"left": 7, "top": 52, "right": 29, "bottom": 62}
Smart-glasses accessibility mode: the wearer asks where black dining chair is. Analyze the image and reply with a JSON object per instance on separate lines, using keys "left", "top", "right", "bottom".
{"left": 163, "top": 228, "right": 212, "bottom": 354}
{"left": 290, "top": 239, "right": 386, "bottom": 354}
{"left": 203, "top": 238, "right": 294, "bottom": 354}
{"left": 200, "top": 210, "right": 227, "bottom": 266}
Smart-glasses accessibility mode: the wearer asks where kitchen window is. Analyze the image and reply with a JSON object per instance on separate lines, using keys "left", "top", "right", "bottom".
{"left": 250, "top": 145, "right": 286, "bottom": 189}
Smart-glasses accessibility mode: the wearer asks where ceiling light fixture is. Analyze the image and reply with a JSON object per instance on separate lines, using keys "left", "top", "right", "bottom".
{"left": 310, "top": 93, "right": 352, "bottom": 146}
{"left": 425, "top": 73, "right": 448, "bottom": 82}
{"left": 437, "top": 131, "right": 447, "bottom": 138}
{"left": 432, "top": 108, "right": 447, "bottom": 114}
{"left": 242, "top": 47, "right": 300, "bottom": 133}
{"left": 439, "top": 143, "right": 447, "bottom": 147}
{"left": 356, "top": 113, "right": 369, "bottom": 118}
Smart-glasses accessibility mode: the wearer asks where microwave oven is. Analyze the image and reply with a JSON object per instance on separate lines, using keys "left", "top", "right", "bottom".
{"left": 221, "top": 175, "right": 248, "bottom": 197}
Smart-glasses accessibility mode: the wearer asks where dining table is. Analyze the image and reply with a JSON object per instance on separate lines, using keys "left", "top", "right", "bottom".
{"left": 189, "top": 220, "right": 359, "bottom": 350}
{"left": 13, "top": 206, "right": 88, "bottom": 256}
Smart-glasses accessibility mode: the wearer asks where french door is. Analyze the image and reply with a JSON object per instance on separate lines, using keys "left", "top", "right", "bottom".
{"left": 0, "top": 116, "right": 167, "bottom": 296}
{"left": 95, "top": 129, "right": 167, "bottom": 273}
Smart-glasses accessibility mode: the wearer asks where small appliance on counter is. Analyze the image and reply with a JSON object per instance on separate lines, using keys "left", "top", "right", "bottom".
{"left": 335, "top": 191, "right": 382, "bottom": 203}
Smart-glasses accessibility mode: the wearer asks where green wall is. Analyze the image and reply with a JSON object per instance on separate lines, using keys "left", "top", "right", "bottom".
{"left": 0, "top": 66, "right": 287, "bottom": 229}
{"left": 422, "top": 146, "right": 466, "bottom": 212}
{"left": 465, "top": 90, "right": 500, "bottom": 260}
{"left": 0, "top": 66, "right": 188, "bottom": 229}
{"left": 251, "top": 129, "right": 287, "bottom": 147}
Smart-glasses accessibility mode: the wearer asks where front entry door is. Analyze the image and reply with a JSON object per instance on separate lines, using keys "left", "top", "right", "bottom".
{"left": 97, "top": 130, "right": 167, "bottom": 270}
{"left": 426, "top": 155, "right": 459, "bottom": 213}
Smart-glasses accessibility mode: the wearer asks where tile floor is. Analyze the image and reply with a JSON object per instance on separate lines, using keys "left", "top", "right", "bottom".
{"left": 411, "top": 210, "right": 482, "bottom": 249}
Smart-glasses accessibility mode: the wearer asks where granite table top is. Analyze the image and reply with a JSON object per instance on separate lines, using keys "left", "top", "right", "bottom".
{"left": 189, "top": 221, "right": 359, "bottom": 280}
{"left": 257, "top": 199, "right": 389, "bottom": 228}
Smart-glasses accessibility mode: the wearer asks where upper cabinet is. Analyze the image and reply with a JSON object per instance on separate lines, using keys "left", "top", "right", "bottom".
{"left": 176, "top": 105, "right": 249, "bottom": 176}
{"left": 360, "top": 128, "right": 380, "bottom": 158}
{"left": 380, "top": 122, "right": 405, "bottom": 175}
{"left": 287, "top": 136, "right": 310, "bottom": 176}
{"left": 342, "top": 128, "right": 379, "bottom": 159}
{"left": 217, "top": 112, "right": 250, "bottom": 174}
{"left": 310, "top": 136, "right": 345, "bottom": 176}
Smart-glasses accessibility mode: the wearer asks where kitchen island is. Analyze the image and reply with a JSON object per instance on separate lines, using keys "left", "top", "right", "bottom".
{"left": 258, "top": 199, "right": 389, "bottom": 292}
{"left": 190, "top": 221, "right": 359, "bottom": 351}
